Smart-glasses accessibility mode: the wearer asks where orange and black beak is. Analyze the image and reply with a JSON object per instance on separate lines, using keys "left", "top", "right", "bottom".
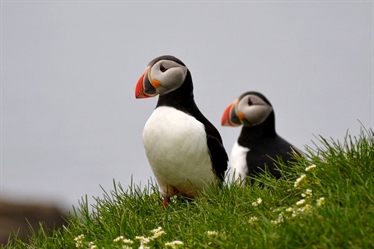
{"left": 221, "top": 99, "right": 244, "bottom": 127}
{"left": 135, "top": 67, "right": 159, "bottom": 98}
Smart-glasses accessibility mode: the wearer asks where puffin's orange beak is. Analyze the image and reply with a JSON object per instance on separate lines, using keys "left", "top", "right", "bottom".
{"left": 221, "top": 100, "right": 242, "bottom": 127}
{"left": 135, "top": 67, "right": 158, "bottom": 98}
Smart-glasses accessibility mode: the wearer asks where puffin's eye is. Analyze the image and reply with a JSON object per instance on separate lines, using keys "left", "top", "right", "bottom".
{"left": 160, "top": 65, "right": 167, "bottom": 72}
{"left": 248, "top": 98, "right": 253, "bottom": 106}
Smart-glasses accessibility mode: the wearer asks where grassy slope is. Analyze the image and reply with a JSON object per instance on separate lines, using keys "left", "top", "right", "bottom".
{"left": 3, "top": 128, "right": 374, "bottom": 249}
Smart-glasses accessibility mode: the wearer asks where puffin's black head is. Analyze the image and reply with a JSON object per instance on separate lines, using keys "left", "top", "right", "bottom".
{"left": 221, "top": 91, "right": 274, "bottom": 127}
{"left": 135, "top": 55, "right": 189, "bottom": 99}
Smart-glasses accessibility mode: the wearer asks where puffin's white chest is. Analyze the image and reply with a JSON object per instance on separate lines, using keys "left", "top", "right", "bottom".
{"left": 230, "top": 141, "right": 250, "bottom": 183}
{"left": 142, "top": 106, "right": 216, "bottom": 197}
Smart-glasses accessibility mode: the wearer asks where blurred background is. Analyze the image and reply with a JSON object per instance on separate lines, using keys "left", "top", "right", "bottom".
{"left": 1, "top": 1, "right": 372, "bottom": 243}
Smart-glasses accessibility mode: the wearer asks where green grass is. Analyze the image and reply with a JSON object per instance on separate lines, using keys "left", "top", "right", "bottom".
{"left": 3, "top": 128, "right": 374, "bottom": 249}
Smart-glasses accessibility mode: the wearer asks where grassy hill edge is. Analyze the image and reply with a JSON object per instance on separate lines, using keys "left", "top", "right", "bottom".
{"left": 3, "top": 127, "right": 374, "bottom": 248}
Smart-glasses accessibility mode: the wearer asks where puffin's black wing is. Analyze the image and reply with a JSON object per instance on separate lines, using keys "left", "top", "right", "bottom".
{"left": 206, "top": 133, "right": 228, "bottom": 181}
{"left": 203, "top": 121, "right": 228, "bottom": 182}
{"left": 246, "top": 135, "right": 299, "bottom": 178}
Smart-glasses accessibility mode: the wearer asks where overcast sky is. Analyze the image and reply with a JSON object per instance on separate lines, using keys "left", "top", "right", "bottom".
{"left": 1, "top": 1, "right": 373, "bottom": 210}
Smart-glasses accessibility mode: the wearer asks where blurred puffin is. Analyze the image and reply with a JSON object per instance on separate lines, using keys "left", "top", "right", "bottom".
{"left": 221, "top": 91, "right": 299, "bottom": 183}
{"left": 135, "top": 55, "right": 228, "bottom": 206}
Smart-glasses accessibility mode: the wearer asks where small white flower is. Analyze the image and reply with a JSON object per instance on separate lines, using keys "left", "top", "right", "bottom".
{"left": 142, "top": 238, "right": 151, "bottom": 244}
{"left": 122, "top": 246, "right": 132, "bottom": 249}
{"left": 302, "top": 204, "right": 312, "bottom": 212}
{"left": 252, "top": 197, "right": 262, "bottom": 206}
{"left": 165, "top": 240, "right": 184, "bottom": 248}
{"left": 75, "top": 241, "right": 83, "bottom": 248}
{"left": 151, "top": 227, "right": 163, "bottom": 234}
{"left": 173, "top": 240, "right": 184, "bottom": 245}
{"left": 302, "top": 189, "right": 313, "bottom": 198}
{"left": 286, "top": 207, "right": 294, "bottom": 212}
{"left": 305, "top": 164, "right": 317, "bottom": 172}
{"left": 138, "top": 245, "right": 150, "bottom": 249}
{"left": 317, "top": 197, "right": 325, "bottom": 207}
{"left": 294, "top": 174, "right": 307, "bottom": 188}
{"left": 206, "top": 230, "right": 218, "bottom": 236}
{"left": 296, "top": 199, "right": 306, "bottom": 206}
{"left": 113, "top": 236, "right": 124, "bottom": 242}
{"left": 123, "top": 239, "right": 134, "bottom": 244}
{"left": 135, "top": 236, "right": 151, "bottom": 244}
{"left": 248, "top": 216, "right": 258, "bottom": 225}
{"left": 74, "top": 234, "right": 85, "bottom": 248}
{"left": 291, "top": 208, "right": 303, "bottom": 218}
{"left": 152, "top": 230, "right": 166, "bottom": 239}
{"left": 271, "top": 213, "right": 284, "bottom": 225}
{"left": 74, "top": 234, "right": 85, "bottom": 241}
{"left": 87, "top": 242, "right": 97, "bottom": 249}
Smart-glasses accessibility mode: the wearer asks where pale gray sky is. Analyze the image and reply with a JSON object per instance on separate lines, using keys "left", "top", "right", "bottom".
{"left": 1, "top": 1, "right": 373, "bottom": 210}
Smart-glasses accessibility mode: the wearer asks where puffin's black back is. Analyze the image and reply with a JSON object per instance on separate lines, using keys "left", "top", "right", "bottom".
{"left": 237, "top": 92, "right": 299, "bottom": 178}
{"left": 243, "top": 130, "right": 297, "bottom": 178}
{"left": 155, "top": 58, "right": 228, "bottom": 181}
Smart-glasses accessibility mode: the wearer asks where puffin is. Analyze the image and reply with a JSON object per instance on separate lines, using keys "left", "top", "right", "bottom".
{"left": 221, "top": 91, "right": 299, "bottom": 183}
{"left": 135, "top": 55, "right": 228, "bottom": 206}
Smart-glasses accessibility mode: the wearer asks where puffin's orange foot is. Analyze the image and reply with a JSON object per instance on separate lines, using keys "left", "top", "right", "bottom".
{"left": 163, "top": 197, "right": 171, "bottom": 207}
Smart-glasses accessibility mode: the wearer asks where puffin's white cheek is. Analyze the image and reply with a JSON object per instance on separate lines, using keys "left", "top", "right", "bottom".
{"left": 244, "top": 105, "right": 273, "bottom": 126}
{"left": 162, "top": 68, "right": 186, "bottom": 89}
